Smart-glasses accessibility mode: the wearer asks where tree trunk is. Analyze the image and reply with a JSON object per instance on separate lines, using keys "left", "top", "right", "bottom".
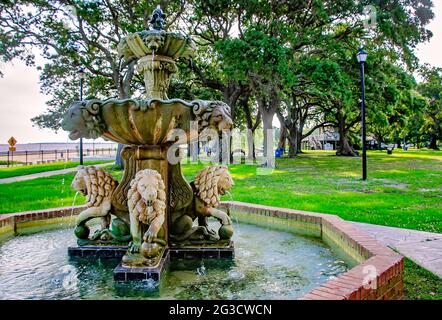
{"left": 286, "top": 132, "right": 298, "bottom": 158}
{"left": 296, "top": 129, "right": 303, "bottom": 154}
{"left": 277, "top": 121, "right": 287, "bottom": 151}
{"left": 218, "top": 132, "right": 223, "bottom": 163}
{"left": 336, "top": 113, "right": 358, "bottom": 156}
{"left": 262, "top": 110, "right": 274, "bottom": 159}
{"left": 336, "top": 130, "right": 358, "bottom": 156}
{"left": 288, "top": 135, "right": 297, "bottom": 157}
{"left": 246, "top": 129, "right": 256, "bottom": 160}
{"left": 229, "top": 132, "right": 234, "bottom": 163}
{"left": 429, "top": 134, "right": 440, "bottom": 150}
{"left": 337, "top": 133, "right": 357, "bottom": 156}
{"left": 115, "top": 143, "right": 124, "bottom": 169}
{"left": 241, "top": 93, "right": 259, "bottom": 161}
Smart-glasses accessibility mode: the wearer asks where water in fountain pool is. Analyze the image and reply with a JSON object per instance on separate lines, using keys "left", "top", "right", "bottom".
{"left": 68, "top": 191, "right": 81, "bottom": 228}
{"left": 0, "top": 221, "right": 347, "bottom": 300}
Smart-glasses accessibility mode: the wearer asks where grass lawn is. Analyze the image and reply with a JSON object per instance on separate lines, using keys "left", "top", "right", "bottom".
{"left": 0, "top": 161, "right": 23, "bottom": 165}
{"left": 183, "top": 149, "right": 442, "bottom": 233}
{"left": 404, "top": 257, "right": 442, "bottom": 300}
{"left": 0, "top": 160, "right": 113, "bottom": 180}
{"left": 0, "top": 150, "right": 441, "bottom": 231}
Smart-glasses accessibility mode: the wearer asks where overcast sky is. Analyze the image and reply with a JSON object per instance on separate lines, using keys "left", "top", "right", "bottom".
{"left": 1, "top": 3, "right": 442, "bottom": 144}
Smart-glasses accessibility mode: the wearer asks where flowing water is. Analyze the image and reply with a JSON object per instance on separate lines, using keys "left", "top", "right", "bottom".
{"left": 68, "top": 191, "right": 81, "bottom": 227}
{"left": 59, "top": 137, "right": 73, "bottom": 207}
{"left": 224, "top": 191, "right": 241, "bottom": 237}
{"left": 0, "top": 221, "right": 347, "bottom": 300}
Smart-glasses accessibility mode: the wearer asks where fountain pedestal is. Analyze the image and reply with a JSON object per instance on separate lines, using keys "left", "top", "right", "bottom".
{"left": 112, "top": 145, "right": 172, "bottom": 228}
{"left": 114, "top": 250, "right": 171, "bottom": 282}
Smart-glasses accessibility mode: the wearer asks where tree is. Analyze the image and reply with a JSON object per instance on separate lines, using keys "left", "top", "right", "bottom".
{"left": 0, "top": 0, "right": 187, "bottom": 166}
{"left": 418, "top": 66, "right": 442, "bottom": 150}
{"left": 1, "top": 0, "right": 436, "bottom": 162}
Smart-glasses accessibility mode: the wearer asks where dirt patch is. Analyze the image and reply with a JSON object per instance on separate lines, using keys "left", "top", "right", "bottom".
{"left": 418, "top": 186, "right": 442, "bottom": 192}
{"left": 281, "top": 166, "right": 314, "bottom": 172}
{"left": 340, "top": 188, "right": 377, "bottom": 194}
{"left": 336, "top": 177, "right": 409, "bottom": 190}
{"left": 384, "top": 183, "right": 409, "bottom": 190}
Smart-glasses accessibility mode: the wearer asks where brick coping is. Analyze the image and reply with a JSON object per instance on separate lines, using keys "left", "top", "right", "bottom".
{"left": 219, "top": 201, "right": 404, "bottom": 300}
{"left": 0, "top": 206, "right": 85, "bottom": 231}
{"left": 0, "top": 202, "right": 404, "bottom": 300}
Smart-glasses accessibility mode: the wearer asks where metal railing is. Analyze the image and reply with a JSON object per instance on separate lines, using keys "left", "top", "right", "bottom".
{"left": 0, "top": 147, "right": 117, "bottom": 167}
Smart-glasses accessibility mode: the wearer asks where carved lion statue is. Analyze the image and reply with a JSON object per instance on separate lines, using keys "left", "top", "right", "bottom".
{"left": 61, "top": 100, "right": 106, "bottom": 140}
{"left": 127, "top": 169, "right": 167, "bottom": 257}
{"left": 194, "top": 165, "right": 234, "bottom": 211}
{"left": 193, "top": 100, "right": 234, "bottom": 133}
{"left": 171, "top": 165, "right": 234, "bottom": 243}
{"left": 72, "top": 166, "right": 118, "bottom": 239}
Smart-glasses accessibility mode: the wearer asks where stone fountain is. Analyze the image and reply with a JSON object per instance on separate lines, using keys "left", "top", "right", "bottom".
{"left": 61, "top": 6, "right": 235, "bottom": 281}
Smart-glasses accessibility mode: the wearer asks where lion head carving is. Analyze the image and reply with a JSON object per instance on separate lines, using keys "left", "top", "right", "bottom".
{"left": 142, "top": 31, "right": 166, "bottom": 52}
{"left": 127, "top": 169, "right": 166, "bottom": 225}
{"left": 192, "top": 100, "right": 233, "bottom": 133}
{"left": 61, "top": 100, "right": 106, "bottom": 140}
{"left": 193, "top": 165, "right": 234, "bottom": 207}
{"left": 71, "top": 166, "right": 118, "bottom": 208}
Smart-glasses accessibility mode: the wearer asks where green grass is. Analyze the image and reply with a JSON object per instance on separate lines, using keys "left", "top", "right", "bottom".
{"left": 0, "top": 160, "right": 113, "bottom": 179}
{"left": 0, "top": 164, "right": 118, "bottom": 213}
{"left": 404, "top": 258, "right": 442, "bottom": 300}
{"left": 0, "top": 161, "right": 23, "bottom": 165}
{"left": 181, "top": 149, "right": 442, "bottom": 233}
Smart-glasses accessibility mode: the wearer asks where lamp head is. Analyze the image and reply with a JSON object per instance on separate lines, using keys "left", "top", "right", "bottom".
{"left": 78, "top": 68, "right": 85, "bottom": 80}
{"left": 356, "top": 48, "right": 368, "bottom": 63}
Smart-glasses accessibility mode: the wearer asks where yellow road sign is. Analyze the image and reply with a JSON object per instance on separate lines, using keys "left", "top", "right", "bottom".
{"left": 9, "top": 146, "right": 16, "bottom": 152}
{"left": 8, "top": 136, "right": 17, "bottom": 146}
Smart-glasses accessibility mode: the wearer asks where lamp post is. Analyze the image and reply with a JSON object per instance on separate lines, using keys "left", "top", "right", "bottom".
{"left": 356, "top": 48, "right": 368, "bottom": 180}
{"left": 78, "top": 68, "right": 85, "bottom": 165}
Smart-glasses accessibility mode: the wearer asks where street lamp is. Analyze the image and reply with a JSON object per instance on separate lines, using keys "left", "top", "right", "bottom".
{"left": 78, "top": 68, "right": 85, "bottom": 165}
{"left": 356, "top": 48, "right": 368, "bottom": 180}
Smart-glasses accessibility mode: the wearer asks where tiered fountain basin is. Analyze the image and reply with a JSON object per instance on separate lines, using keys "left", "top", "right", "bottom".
{"left": 0, "top": 202, "right": 403, "bottom": 300}
{"left": 64, "top": 98, "right": 199, "bottom": 146}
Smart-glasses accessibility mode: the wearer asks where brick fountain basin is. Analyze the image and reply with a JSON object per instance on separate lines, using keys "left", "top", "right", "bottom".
{"left": 0, "top": 202, "right": 403, "bottom": 300}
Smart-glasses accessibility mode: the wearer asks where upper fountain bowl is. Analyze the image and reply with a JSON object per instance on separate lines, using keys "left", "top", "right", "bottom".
{"left": 118, "top": 29, "right": 196, "bottom": 61}
{"left": 117, "top": 5, "right": 195, "bottom": 62}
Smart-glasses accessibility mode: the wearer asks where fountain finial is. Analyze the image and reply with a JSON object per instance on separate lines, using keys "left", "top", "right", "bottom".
{"left": 149, "top": 5, "right": 166, "bottom": 31}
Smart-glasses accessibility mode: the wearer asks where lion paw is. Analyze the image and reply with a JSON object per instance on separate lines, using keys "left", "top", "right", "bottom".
{"left": 143, "top": 230, "right": 156, "bottom": 243}
{"left": 222, "top": 216, "right": 232, "bottom": 225}
{"left": 128, "top": 241, "right": 141, "bottom": 254}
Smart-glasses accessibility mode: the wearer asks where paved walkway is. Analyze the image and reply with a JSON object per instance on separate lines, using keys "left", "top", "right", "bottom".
{"left": 352, "top": 222, "right": 442, "bottom": 278}
{"left": 0, "top": 163, "right": 112, "bottom": 184}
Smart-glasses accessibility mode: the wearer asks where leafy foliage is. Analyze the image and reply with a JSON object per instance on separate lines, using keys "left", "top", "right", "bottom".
{"left": 0, "top": 0, "right": 439, "bottom": 152}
